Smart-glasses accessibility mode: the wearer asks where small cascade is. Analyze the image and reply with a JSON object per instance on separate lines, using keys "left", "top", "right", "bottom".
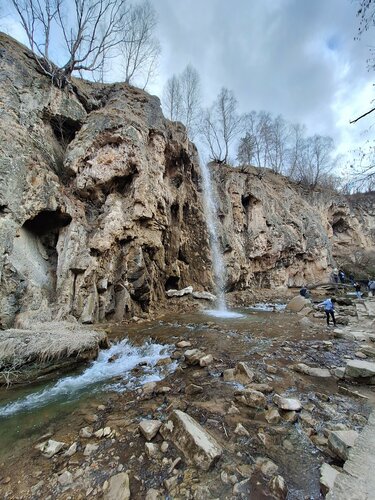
{"left": 199, "top": 160, "right": 227, "bottom": 311}
{"left": 0, "top": 339, "right": 174, "bottom": 418}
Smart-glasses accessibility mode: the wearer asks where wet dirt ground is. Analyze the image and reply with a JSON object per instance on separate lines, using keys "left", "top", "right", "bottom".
{"left": 0, "top": 304, "right": 374, "bottom": 499}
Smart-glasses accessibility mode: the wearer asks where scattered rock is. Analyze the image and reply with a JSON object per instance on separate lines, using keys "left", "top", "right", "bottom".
{"left": 266, "top": 365, "right": 278, "bottom": 374}
{"left": 256, "top": 457, "right": 279, "bottom": 478}
{"left": 233, "top": 478, "right": 251, "bottom": 496}
{"left": 234, "top": 423, "right": 250, "bottom": 437}
{"left": 164, "top": 475, "right": 179, "bottom": 492}
{"left": 234, "top": 362, "right": 255, "bottom": 384}
{"left": 192, "top": 291, "right": 216, "bottom": 301}
{"left": 332, "top": 367, "right": 346, "bottom": 379}
{"left": 280, "top": 410, "right": 298, "bottom": 423}
{"left": 269, "top": 475, "right": 287, "bottom": 499}
{"left": 293, "top": 363, "right": 331, "bottom": 378}
{"left": 142, "top": 382, "right": 157, "bottom": 396}
{"left": 145, "top": 488, "right": 161, "bottom": 500}
{"left": 184, "top": 349, "right": 206, "bottom": 365}
{"left": 235, "top": 389, "right": 267, "bottom": 409}
{"left": 200, "top": 354, "right": 214, "bottom": 367}
{"left": 328, "top": 430, "right": 359, "bottom": 460}
{"left": 139, "top": 420, "right": 162, "bottom": 441}
{"left": 345, "top": 360, "right": 375, "bottom": 380}
{"left": 176, "top": 341, "right": 191, "bottom": 348}
{"left": 145, "top": 442, "right": 160, "bottom": 459}
{"left": 354, "top": 351, "right": 367, "bottom": 359}
{"left": 104, "top": 472, "right": 130, "bottom": 500}
{"left": 160, "top": 410, "right": 222, "bottom": 471}
{"left": 265, "top": 408, "right": 281, "bottom": 424}
{"left": 223, "top": 368, "right": 236, "bottom": 381}
{"left": 83, "top": 443, "right": 99, "bottom": 456}
{"left": 58, "top": 471, "right": 73, "bottom": 487}
{"left": 79, "top": 426, "right": 93, "bottom": 438}
{"left": 273, "top": 394, "right": 302, "bottom": 411}
{"left": 320, "top": 463, "right": 338, "bottom": 495}
{"left": 166, "top": 286, "right": 193, "bottom": 298}
{"left": 35, "top": 439, "right": 65, "bottom": 458}
{"left": 185, "top": 383, "right": 203, "bottom": 395}
{"left": 64, "top": 442, "right": 77, "bottom": 457}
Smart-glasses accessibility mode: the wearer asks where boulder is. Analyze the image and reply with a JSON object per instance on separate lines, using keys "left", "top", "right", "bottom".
{"left": 328, "top": 430, "right": 359, "bottom": 461}
{"left": 176, "top": 341, "right": 191, "bottom": 348}
{"left": 192, "top": 291, "right": 216, "bottom": 301}
{"left": 139, "top": 420, "right": 162, "bottom": 441}
{"left": 235, "top": 389, "right": 267, "bottom": 409}
{"left": 166, "top": 286, "right": 193, "bottom": 298}
{"left": 185, "top": 384, "right": 203, "bottom": 395}
{"left": 160, "top": 410, "right": 222, "bottom": 471}
{"left": 234, "top": 362, "right": 255, "bottom": 384}
{"left": 255, "top": 457, "right": 279, "bottom": 477}
{"left": 345, "top": 360, "right": 375, "bottom": 379}
{"left": 104, "top": 472, "right": 130, "bottom": 500}
{"left": 359, "top": 346, "right": 375, "bottom": 358}
{"left": 234, "top": 423, "right": 250, "bottom": 437}
{"left": 286, "top": 296, "right": 311, "bottom": 313}
{"left": 293, "top": 363, "right": 331, "bottom": 378}
{"left": 320, "top": 463, "right": 338, "bottom": 495}
{"left": 273, "top": 394, "right": 302, "bottom": 411}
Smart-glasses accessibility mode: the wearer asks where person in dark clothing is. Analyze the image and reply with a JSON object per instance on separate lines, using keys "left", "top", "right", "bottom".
{"left": 355, "top": 282, "right": 362, "bottom": 299}
{"left": 339, "top": 270, "right": 345, "bottom": 283}
{"left": 300, "top": 286, "right": 308, "bottom": 298}
{"left": 318, "top": 298, "right": 336, "bottom": 327}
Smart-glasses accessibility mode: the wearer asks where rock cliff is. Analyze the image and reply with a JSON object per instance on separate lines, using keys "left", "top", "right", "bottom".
{"left": 0, "top": 33, "right": 374, "bottom": 328}
{"left": 0, "top": 33, "right": 211, "bottom": 328}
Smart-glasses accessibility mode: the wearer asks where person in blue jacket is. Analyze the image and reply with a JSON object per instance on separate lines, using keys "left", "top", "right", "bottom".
{"left": 318, "top": 298, "right": 336, "bottom": 327}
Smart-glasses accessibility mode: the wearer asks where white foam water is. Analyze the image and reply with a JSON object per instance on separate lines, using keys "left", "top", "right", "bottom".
{"left": 0, "top": 339, "right": 174, "bottom": 418}
{"left": 248, "top": 303, "right": 286, "bottom": 312}
{"left": 204, "top": 309, "right": 245, "bottom": 319}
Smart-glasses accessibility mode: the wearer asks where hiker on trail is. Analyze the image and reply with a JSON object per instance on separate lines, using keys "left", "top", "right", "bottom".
{"left": 354, "top": 282, "right": 362, "bottom": 299}
{"left": 339, "top": 270, "right": 345, "bottom": 283}
{"left": 299, "top": 286, "right": 310, "bottom": 299}
{"left": 318, "top": 298, "right": 337, "bottom": 327}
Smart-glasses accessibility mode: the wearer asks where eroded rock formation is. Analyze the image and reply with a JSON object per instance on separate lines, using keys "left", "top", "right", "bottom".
{"left": 0, "top": 33, "right": 211, "bottom": 328}
{"left": 0, "top": 33, "right": 374, "bottom": 328}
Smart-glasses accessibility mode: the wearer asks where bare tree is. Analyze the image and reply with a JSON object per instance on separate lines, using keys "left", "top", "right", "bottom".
{"left": 120, "top": 0, "right": 160, "bottom": 88}
{"left": 237, "top": 132, "right": 256, "bottom": 165}
{"left": 180, "top": 64, "right": 201, "bottom": 138}
{"left": 200, "top": 87, "right": 242, "bottom": 164}
{"left": 287, "top": 123, "right": 306, "bottom": 179}
{"left": 162, "top": 74, "right": 183, "bottom": 121}
{"left": 10, "top": 0, "right": 159, "bottom": 88}
{"left": 299, "top": 135, "right": 334, "bottom": 188}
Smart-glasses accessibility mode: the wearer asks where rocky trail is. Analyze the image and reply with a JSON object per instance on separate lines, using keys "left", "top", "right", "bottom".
{"left": 0, "top": 295, "right": 374, "bottom": 499}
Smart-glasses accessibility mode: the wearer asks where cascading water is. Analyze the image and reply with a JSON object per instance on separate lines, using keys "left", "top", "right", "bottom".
{"left": 0, "top": 339, "right": 175, "bottom": 418}
{"left": 200, "top": 160, "right": 244, "bottom": 319}
{"left": 200, "top": 160, "right": 227, "bottom": 311}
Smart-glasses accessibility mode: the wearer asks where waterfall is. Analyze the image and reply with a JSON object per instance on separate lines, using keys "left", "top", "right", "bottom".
{"left": 200, "top": 160, "right": 227, "bottom": 311}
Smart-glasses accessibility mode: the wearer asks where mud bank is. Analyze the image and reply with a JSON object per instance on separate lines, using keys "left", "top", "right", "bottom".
{"left": 0, "top": 322, "right": 108, "bottom": 386}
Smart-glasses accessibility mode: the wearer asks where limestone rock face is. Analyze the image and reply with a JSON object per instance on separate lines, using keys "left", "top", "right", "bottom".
{"left": 0, "top": 34, "right": 210, "bottom": 327}
{"left": 1, "top": 33, "right": 374, "bottom": 328}
{"left": 209, "top": 165, "right": 375, "bottom": 290}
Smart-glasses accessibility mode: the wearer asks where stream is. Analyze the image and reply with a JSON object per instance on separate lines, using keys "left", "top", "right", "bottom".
{"left": 0, "top": 306, "right": 372, "bottom": 499}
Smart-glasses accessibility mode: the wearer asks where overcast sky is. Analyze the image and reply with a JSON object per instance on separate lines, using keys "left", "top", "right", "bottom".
{"left": 149, "top": 0, "right": 373, "bottom": 164}
{"left": 2, "top": 0, "right": 374, "bottom": 168}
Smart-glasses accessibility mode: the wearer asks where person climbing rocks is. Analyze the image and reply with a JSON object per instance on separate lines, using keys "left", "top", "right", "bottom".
{"left": 354, "top": 282, "right": 362, "bottom": 299}
{"left": 318, "top": 297, "right": 336, "bottom": 327}
{"left": 299, "top": 285, "right": 310, "bottom": 298}
{"left": 339, "top": 270, "right": 345, "bottom": 283}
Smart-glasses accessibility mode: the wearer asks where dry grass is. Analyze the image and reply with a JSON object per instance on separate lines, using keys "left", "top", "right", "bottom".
{"left": 0, "top": 321, "right": 107, "bottom": 373}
